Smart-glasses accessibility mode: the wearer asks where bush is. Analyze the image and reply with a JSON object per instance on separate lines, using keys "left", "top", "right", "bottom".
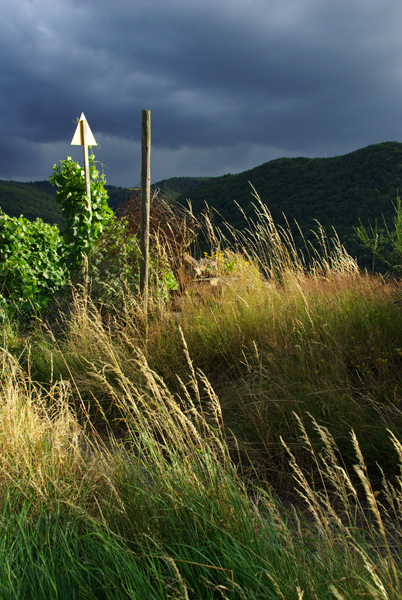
{"left": 50, "top": 152, "right": 112, "bottom": 269}
{"left": 0, "top": 152, "right": 113, "bottom": 318}
{"left": 87, "top": 215, "right": 178, "bottom": 312}
{"left": 0, "top": 210, "right": 66, "bottom": 315}
{"left": 117, "top": 188, "right": 199, "bottom": 288}
{"left": 356, "top": 193, "right": 402, "bottom": 275}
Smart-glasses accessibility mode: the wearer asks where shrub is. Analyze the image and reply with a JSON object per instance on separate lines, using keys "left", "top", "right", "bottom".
{"left": 117, "top": 188, "right": 199, "bottom": 288}
{"left": 356, "top": 193, "right": 402, "bottom": 275}
{"left": 87, "top": 215, "right": 178, "bottom": 312}
{"left": 0, "top": 210, "right": 66, "bottom": 315}
{"left": 50, "top": 152, "right": 112, "bottom": 270}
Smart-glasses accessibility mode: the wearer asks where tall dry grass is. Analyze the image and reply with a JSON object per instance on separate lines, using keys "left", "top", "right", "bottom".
{"left": 1, "top": 192, "right": 402, "bottom": 597}
{"left": 1, "top": 319, "right": 402, "bottom": 598}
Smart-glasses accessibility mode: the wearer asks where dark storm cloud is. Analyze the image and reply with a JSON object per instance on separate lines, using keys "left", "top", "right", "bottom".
{"left": 1, "top": 0, "right": 402, "bottom": 185}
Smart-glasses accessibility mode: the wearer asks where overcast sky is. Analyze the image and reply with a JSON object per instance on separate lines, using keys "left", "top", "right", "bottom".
{"left": 2, "top": 0, "right": 402, "bottom": 187}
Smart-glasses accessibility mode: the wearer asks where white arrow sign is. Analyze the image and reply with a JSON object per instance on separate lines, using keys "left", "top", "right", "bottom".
{"left": 71, "top": 112, "right": 97, "bottom": 146}
{"left": 70, "top": 113, "right": 96, "bottom": 219}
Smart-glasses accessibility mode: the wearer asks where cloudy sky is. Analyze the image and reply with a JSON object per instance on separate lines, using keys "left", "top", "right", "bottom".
{"left": 2, "top": 0, "right": 402, "bottom": 187}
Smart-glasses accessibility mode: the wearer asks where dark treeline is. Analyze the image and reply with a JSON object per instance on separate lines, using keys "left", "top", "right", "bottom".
{"left": 156, "top": 176, "right": 211, "bottom": 199}
{"left": 176, "top": 142, "right": 402, "bottom": 270}
{"left": 1, "top": 142, "right": 402, "bottom": 270}
{"left": 0, "top": 180, "right": 63, "bottom": 226}
{"left": 0, "top": 181, "right": 129, "bottom": 228}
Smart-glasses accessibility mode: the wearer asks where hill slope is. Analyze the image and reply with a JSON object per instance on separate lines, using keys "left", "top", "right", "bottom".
{"left": 177, "top": 142, "right": 402, "bottom": 267}
{"left": 156, "top": 176, "right": 211, "bottom": 199}
{"left": 0, "top": 180, "right": 63, "bottom": 226}
{"left": 1, "top": 142, "right": 401, "bottom": 269}
{"left": 0, "top": 181, "right": 132, "bottom": 227}
{"left": 0, "top": 178, "right": 205, "bottom": 227}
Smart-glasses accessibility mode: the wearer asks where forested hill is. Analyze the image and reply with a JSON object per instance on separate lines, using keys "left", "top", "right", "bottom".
{"left": 176, "top": 142, "right": 402, "bottom": 267}
{"left": 0, "top": 178, "right": 207, "bottom": 227}
{"left": 156, "top": 176, "right": 210, "bottom": 199}
{"left": 1, "top": 142, "right": 402, "bottom": 269}
{"left": 0, "top": 180, "right": 63, "bottom": 226}
{"left": 0, "top": 181, "right": 131, "bottom": 228}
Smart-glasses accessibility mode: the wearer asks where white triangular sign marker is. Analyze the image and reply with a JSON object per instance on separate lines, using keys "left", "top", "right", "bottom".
{"left": 71, "top": 112, "right": 97, "bottom": 146}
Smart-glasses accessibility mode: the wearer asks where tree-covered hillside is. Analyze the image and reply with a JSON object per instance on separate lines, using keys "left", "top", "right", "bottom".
{"left": 0, "top": 178, "right": 207, "bottom": 227}
{"left": 177, "top": 142, "right": 402, "bottom": 269}
{"left": 0, "top": 180, "right": 63, "bottom": 226}
{"left": 156, "top": 176, "right": 210, "bottom": 199}
{"left": 2, "top": 142, "right": 402, "bottom": 270}
{"left": 0, "top": 181, "right": 130, "bottom": 228}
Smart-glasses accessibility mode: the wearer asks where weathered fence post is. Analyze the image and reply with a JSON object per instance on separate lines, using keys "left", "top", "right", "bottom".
{"left": 140, "top": 109, "right": 151, "bottom": 316}
{"left": 80, "top": 119, "right": 92, "bottom": 220}
{"left": 71, "top": 112, "right": 97, "bottom": 220}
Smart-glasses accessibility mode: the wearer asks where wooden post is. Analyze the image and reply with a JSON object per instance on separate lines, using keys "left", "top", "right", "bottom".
{"left": 140, "top": 109, "right": 151, "bottom": 315}
{"left": 80, "top": 119, "right": 92, "bottom": 220}
{"left": 72, "top": 114, "right": 97, "bottom": 220}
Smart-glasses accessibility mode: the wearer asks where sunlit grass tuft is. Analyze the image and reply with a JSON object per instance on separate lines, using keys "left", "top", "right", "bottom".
{"left": 1, "top": 195, "right": 402, "bottom": 597}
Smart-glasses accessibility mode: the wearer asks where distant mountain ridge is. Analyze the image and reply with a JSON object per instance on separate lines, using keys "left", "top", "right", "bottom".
{"left": 0, "top": 177, "right": 210, "bottom": 228}
{"left": 156, "top": 176, "right": 211, "bottom": 199}
{"left": 175, "top": 141, "right": 402, "bottom": 267}
{"left": 0, "top": 179, "right": 63, "bottom": 226}
{"left": 1, "top": 142, "right": 401, "bottom": 269}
